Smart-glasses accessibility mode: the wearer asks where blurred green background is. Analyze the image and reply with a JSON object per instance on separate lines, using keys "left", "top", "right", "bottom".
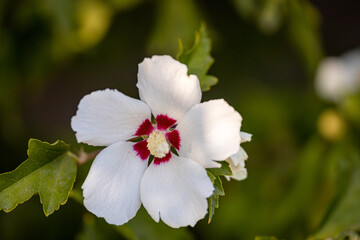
{"left": 1, "top": 0, "right": 360, "bottom": 239}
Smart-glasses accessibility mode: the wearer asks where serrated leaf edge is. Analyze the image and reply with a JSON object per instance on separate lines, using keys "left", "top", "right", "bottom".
{"left": 40, "top": 152, "right": 77, "bottom": 216}
{"left": 0, "top": 139, "right": 77, "bottom": 216}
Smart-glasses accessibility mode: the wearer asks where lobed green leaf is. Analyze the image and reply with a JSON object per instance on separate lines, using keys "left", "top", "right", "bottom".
{"left": 208, "top": 194, "right": 219, "bottom": 224}
{"left": 177, "top": 23, "right": 218, "bottom": 91}
{"left": 0, "top": 139, "right": 77, "bottom": 216}
{"left": 206, "top": 161, "right": 232, "bottom": 223}
{"left": 213, "top": 175, "right": 225, "bottom": 196}
{"left": 207, "top": 171, "right": 216, "bottom": 182}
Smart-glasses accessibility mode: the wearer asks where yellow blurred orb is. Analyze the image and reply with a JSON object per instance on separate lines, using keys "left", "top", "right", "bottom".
{"left": 75, "top": 0, "right": 113, "bottom": 51}
{"left": 317, "top": 110, "right": 346, "bottom": 141}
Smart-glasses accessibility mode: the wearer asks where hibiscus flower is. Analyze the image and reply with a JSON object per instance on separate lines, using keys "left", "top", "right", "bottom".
{"left": 71, "top": 55, "right": 242, "bottom": 228}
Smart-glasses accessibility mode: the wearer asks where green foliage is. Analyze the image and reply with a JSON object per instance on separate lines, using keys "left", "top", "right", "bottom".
{"left": 147, "top": 0, "right": 201, "bottom": 55}
{"left": 310, "top": 152, "right": 360, "bottom": 239}
{"left": 207, "top": 161, "right": 232, "bottom": 223}
{"left": 268, "top": 137, "right": 328, "bottom": 230}
{"left": 207, "top": 161, "right": 232, "bottom": 176}
{"left": 232, "top": 0, "right": 285, "bottom": 33}
{"left": 255, "top": 237, "right": 279, "bottom": 240}
{"left": 207, "top": 174, "right": 221, "bottom": 224}
{"left": 177, "top": 24, "right": 218, "bottom": 91}
{"left": 333, "top": 231, "right": 360, "bottom": 240}
{"left": 0, "top": 139, "right": 77, "bottom": 216}
{"left": 286, "top": 0, "right": 322, "bottom": 74}
{"left": 342, "top": 94, "right": 360, "bottom": 128}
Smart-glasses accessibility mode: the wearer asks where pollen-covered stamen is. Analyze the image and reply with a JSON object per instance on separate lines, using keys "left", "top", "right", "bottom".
{"left": 147, "top": 130, "right": 170, "bottom": 158}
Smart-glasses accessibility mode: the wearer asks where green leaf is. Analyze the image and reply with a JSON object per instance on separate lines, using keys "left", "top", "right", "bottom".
{"left": 207, "top": 171, "right": 216, "bottom": 182}
{"left": 213, "top": 175, "right": 225, "bottom": 196}
{"left": 177, "top": 24, "right": 218, "bottom": 91}
{"left": 206, "top": 162, "right": 230, "bottom": 223}
{"left": 147, "top": 0, "right": 201, "bottom": 55}
{"left": 207, "top": 161, "right": 232, "bottom": 176}
{"left": 208, "top": 172, "right": 225, "bottom": 223}
{"left": 207, "top": 175, "right": 224, "bottom": 224}
{"left": 208, "top": 193, "right": 219, "bottom": 224}
{"left": 0, "top": 139, "right": 77, "bottom": 216}
{"left": 310, "top": 152, "right": 360, "bottom": 239}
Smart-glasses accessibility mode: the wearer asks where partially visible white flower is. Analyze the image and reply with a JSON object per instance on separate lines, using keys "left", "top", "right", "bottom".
{"left": 315, "top": 48, "right": 360, "bottom": 102}
{"left": 225, "top": 132, "right": 252, "bottom": 181}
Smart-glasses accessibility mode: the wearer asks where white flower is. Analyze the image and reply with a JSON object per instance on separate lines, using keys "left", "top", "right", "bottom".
{"left": 71, "top": 55, "right": 242, "bottom": 228}
{"left": 315, "top": 48, "right": 360, "bottom": 102}
{"left": 225, "top": 132, "right": 252, "bottom": 181}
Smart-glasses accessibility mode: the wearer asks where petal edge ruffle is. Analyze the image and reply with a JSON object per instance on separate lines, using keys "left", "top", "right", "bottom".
{"left": 140, "top": 155, "right": 214, "bottom": 228}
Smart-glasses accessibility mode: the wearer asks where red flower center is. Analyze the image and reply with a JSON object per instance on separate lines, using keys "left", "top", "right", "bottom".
{"left": 132, "top": 114, "right": 181, "bottom": 165}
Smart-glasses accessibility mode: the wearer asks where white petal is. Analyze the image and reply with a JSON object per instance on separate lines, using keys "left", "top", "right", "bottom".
{"left": 137, "top": 55, "right": 201, "bottom": 120}
{"left": 71, "top": 89, "right": 151, "bottom": 146}
{"left": 177, "top": 99, "right": 242, "bottom": 168}
{"left": 230, "top": 146, "right": 248, "bottom": 166}
{"left": 226, "top": 156, "right": 248, "bottom": 181}
{"left": 140, "top": 155, "right": 214, "bottom": 228}
{"left": 240, "top": 131, "right": 252, "bottom": 143}
{"left": 82, "top": 141, "right": 148, "bottom": 225}
{"left": 230, "top": 163, "right": 248, "bottom": 181}
{"left": 233, "top": 168, "right": 247, "bottom": 180}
